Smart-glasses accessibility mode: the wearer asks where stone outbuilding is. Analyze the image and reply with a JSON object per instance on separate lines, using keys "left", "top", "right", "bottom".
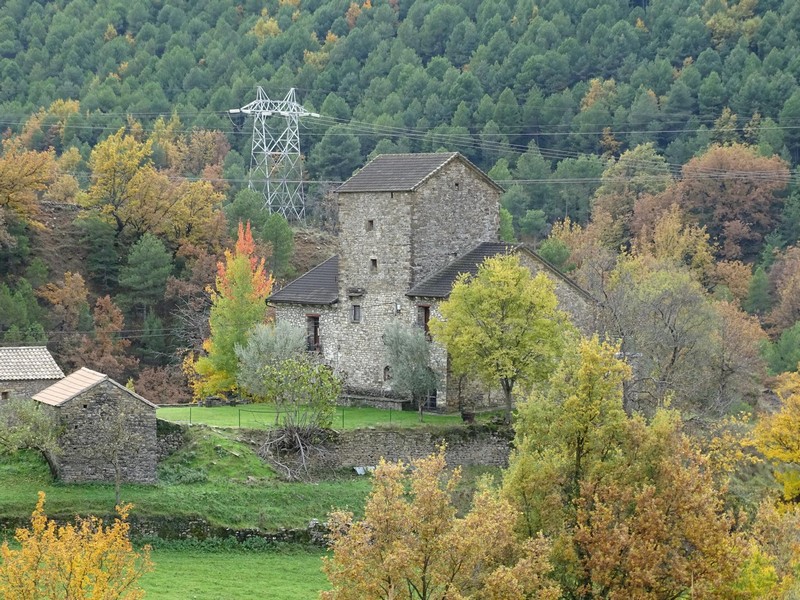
{"left": 269, "top": 152, "right": 596, "bottom": 410}
{"left": 0, "top": 346, "right": 65, "bottom": 400}
{"left": 32, "top": 367, "right": 157, "bottom": 484}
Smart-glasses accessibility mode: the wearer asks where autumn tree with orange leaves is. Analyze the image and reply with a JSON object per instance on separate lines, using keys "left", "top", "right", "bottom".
{"left": 0, "top": 492, "right": 151, "bottom": 599}
{"left": 76, "top": 295, "right": 139, "bottom": 380}
{"left": 192, "top": 222, "right": 272, "bottom": 398}
{"left": 665, "top": 144, "right": 789, "bottom": 260}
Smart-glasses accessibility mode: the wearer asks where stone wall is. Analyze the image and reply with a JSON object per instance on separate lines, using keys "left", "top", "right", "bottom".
{"left": 320, "top": 156, "right": 501, "bottom": 405}
{"left": 334, "top": 186, "right": 415, "bottom": 390}
{"left": 273, "top": 156, "right": 594, "bottom": 412}
{"left": 518, "top": 250, "right": 598, "bottom": 335}
{"left": 156, "top": 419, "right": 187, "bottom": 461}
{"left": 52, "top": 380, "right": 157, "bottom": 484}
{"left": 1, "top": 379, "right": 62, "bottom": 400}
{"left": 319, "top": 426, "right": 511, "bottom": 469}
{"left": 339, "top": 393, "right": 410, "bottom": 411}
{"left": 410, "top": 159, "right": 500, "bottom": 286}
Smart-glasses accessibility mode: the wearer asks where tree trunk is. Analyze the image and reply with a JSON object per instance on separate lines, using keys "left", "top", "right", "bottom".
{"left": 114, "top": 463, "right": 121, "bottom": 507}
{"left": 502, "top": 380, "right": 513, "bottom": 423}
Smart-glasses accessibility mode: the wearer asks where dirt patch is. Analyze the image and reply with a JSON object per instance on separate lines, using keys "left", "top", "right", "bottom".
{"left": 288, "top": 227, "right": 338, "bottom": 280}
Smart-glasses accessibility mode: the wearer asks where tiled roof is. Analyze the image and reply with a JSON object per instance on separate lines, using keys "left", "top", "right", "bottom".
{"left": 407, "top": 242, "right": 518, "bottom": 298}
{"left": 336, "top": 153, "right": 502, "bottom": 193}
{"left": 33, "top": 367, "right": 157, "bottom": 408}
{"left": 0, "top": 346, "right": 65, "bottom": 381}
{"left": 268, "top": 256, "right": 339, "bottom": 305}
{"left": 407, "top": 243, "right": 596, "bottom": 302}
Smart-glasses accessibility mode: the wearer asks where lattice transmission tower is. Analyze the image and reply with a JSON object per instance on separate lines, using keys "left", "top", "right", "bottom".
{"left": 230, "top": 87, "right": 318, "bottom": 220}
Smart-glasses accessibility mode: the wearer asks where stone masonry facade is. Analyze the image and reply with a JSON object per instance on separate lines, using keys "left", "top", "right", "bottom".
{"left": 272, "top": 153, "right": 596, "bottom": 411}
{"left": 48, "top": 380, "right": 157, "bottom": 484}
{"left": 1, "top": 379, "right": 62, "bottom": 400}
{"left": 321, "top": 157, "right": 498, "bottom": 404}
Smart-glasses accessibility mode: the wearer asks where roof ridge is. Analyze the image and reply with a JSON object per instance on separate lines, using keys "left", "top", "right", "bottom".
{"left": 407, "top": 241, "right": 517, "bottom": 297}
{"left": 410, "top": 153, "right": 459, "bottom": 190}
{"left": 336, "top": 152, "right": 488, "bottom": 194}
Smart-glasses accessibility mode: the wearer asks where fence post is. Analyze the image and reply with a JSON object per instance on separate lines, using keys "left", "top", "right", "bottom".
{"left": 189, "top": 405, "right": 192, "bottom": 425}
{"left": 239, "top": 409, "right": 241, "bottom": 429}
{"left": 341, "top": 406, "right": 345, "bottom": 429}
{"left": 389, "top": 407, "right": 392, "bottom": 423}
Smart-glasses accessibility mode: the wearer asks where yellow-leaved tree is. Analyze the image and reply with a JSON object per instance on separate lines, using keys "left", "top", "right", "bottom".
{"left": 755, "top": 370, "right": 800, "bottom": 500}
{"left": 430, "top": 253, "right": 572, "bottom": 423}
{"left": 0, "top": 138, "right": 56, "bottom": 244}
{"left": 0, "top": 492, "right": 151, "bottom": 599}
{"left": 323, "top": 448, "right": 560, "bottom": 600}
{"left": 503, "top": 336, "right": 748, "bottom": 598}
{"left": 86, "top": 127, "right": 153, "bottom": 236}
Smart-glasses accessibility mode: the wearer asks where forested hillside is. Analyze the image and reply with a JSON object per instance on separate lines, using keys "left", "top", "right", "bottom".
{"left": 2, "top": 0, "right": 800, "bottom": 400}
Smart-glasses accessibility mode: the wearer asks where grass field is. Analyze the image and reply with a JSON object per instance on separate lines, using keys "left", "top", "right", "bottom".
{"left": 140, "top": 547, "right": 329, "bottom": 599}
{"left": 0, "top": 429, "right": 371, "bottom": 530}
{"left": 157, "top": 404, "right": 465, "bottom": 429}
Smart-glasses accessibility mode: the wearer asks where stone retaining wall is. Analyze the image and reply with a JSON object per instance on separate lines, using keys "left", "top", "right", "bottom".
{"left": 338, "top": 393, "right": 410, "bottom": 411}
{"left": 156, "top": 419, "right": 187, "bottom": 461}
{"left": 328, "top": 426, "right": 512, "bottom": 469}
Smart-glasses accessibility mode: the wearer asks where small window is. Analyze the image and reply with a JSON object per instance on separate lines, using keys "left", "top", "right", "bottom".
{"left": 417, "top": 304, "right": 431, "bottom": 336}
{"left": 351, "top": 304, "right": 362, "bottom": 323}
{"left": 366, "top": 219, "right": 374, "bottom": 232}
{"left": 1, "top": 390, "right": 9, "bottom": 401}
{"left": 370, "top": 258, "right": 378, "bottom": 273}
{"left": 383, "top": 366, "right": 392, "bottom": 381}
{"left": 454, "top": 181, "right": 460, "bottom": 190}
{"left": 83, "top": 404, "right": 88, "bottom": 409}
{"left": 306, "top": 315, "right": 321, "bottom": 352}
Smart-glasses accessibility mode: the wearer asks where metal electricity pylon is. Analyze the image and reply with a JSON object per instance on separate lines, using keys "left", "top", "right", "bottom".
{"left": 230, "top": 87, "right": 318, "bottom": 220}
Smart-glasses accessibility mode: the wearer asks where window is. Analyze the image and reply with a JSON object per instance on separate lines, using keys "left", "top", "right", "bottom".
{"left": 424, "top": 388, "right": 437, "bottom": 410}
{"left": 306, "top": 315, "right": 321, "bottom": 352}
{"left": 454, "top": 181, "right": 460, "bottom": 190}
{"left": 351, "top": 304, "right": 362, "bottom": 323}
{"left": 1, "top": 390, "right": 8, "bottom": 401}
{"left": 416, "top": 304, "right": 431, "bottom": 336}
{"left": 383, "top": 366, "right": 392, "bottom": 381}
{"left": 366, "top": 219, "right": 374, "bottom": 232}
{"left": 370, "top": 258, "right": 378, "bottom": 273}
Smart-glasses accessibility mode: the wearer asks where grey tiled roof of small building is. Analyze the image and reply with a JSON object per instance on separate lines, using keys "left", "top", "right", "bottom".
{"left": 0, "top": 346, "right": 65, "bottom": 381}
{"left": 268, "top": 256, "right": 339, "bottom": 305}
{"left": 336, "top": 152, "right": 502, "bottom": 193}
{"left": 407, "top": 242, "right": 518, "bottom": 298}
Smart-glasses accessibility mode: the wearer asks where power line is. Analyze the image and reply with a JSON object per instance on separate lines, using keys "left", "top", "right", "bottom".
{"left": 3, "top": 109, "right": 799, "bottom": 189}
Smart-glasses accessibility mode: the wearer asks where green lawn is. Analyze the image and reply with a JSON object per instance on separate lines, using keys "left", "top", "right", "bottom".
{"left": 0, "top": 429, "right": 371, "bottom": 530}
{"left": 158, "top": 404, "right": 465, "bottom": 430}
{"left": 140, "top": 547, "right": 329, "bottom": 599}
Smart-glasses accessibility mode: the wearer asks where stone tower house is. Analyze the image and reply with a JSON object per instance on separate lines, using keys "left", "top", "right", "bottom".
{"left": 270, "top": 152, "right": 594, "bottom": 409}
